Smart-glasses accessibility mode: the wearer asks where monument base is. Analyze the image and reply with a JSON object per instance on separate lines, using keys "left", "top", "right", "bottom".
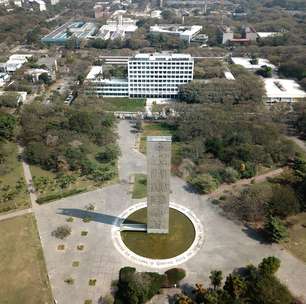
{"left": 147, "top": 228, "right": 169, "bottom": 234}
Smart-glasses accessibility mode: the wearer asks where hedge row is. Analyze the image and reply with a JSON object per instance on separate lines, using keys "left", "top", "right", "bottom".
{"left": 36, "top": 188, "right": 87, "bottom": 204}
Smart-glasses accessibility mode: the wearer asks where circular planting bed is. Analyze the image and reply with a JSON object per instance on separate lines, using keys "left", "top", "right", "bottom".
{"left": 120, "top": 207, "right": 195, "bottom": 259}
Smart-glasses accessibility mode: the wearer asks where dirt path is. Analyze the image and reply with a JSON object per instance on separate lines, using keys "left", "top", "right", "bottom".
{"left": 210, "top": 168, "right": 284, "bottom": 198}
{"left": 0, "top": 208, "right": 33, "bottom": 222}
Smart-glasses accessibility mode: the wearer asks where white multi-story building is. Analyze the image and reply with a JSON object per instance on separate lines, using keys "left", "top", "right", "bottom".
{"left": 85, "top": 53, "right": 194, "bottom": 99}
{"left": 128, "top": 53, "right": 194, "bottom": 98}
{"left": 150, "top": 24, "right": 203, "bottom": 43}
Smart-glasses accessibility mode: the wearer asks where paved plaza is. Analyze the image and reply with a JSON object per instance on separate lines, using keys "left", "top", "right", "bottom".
{"left": 34, "top": 120, "right": 306, "bottom": 304}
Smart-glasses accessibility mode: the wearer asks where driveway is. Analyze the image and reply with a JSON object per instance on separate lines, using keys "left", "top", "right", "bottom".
{"left": 33, "top": 120, "right": 306, "bottom": 304}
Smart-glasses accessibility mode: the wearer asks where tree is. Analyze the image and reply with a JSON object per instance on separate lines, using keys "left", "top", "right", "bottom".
{"left": 39, "top": 72, "right": 52, "bottom": 85}
{"left": 96, "top": 144, "right": 120, "bottom": 163}
{"left": 258, "top": 256, "right": 281, "bottom": 276}
{"left": 0, "top": 113, "right": 16, "bottom": 140}
{"left": 264, "top": 215, "right": 288, "bottom": 243}
{"left": 165, "top": 268, "right": 186, "bottom": 287}
{"left": 209, "top": 270, "right": 223, "bottom": 290}
{"left": 256, "top": 65, "right": 272, "bottom": 78}
{"left": 267, "top": 184, "right": 300, "bottom": 218}
{"left": 223, "top": 274, "right": 246, "bottom": 299}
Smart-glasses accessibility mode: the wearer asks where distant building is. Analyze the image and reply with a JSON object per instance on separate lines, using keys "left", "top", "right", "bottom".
{"left": 50, "top": 0, "right": 59, "bottom": 5}
{"left": 4, "top": 54, "right": 32, "bottom": 73}
{"left": 0, "top": 0, "right": 9, "bottom": 6}
{"left": 150, "top": 24, "right": 203, "bottom": 43}
{"left": 220, "top": 26, "right": 283, "bottom": 45}
{"left": 25, "top": 68, "right": 52, "bottom": 82}
{"left": 97, "top": 16, "right": 138, "bottom": 40}
{"left": 230, "top": 57, "right": 276, "bottom": 71}
{"left": 263, "top": 79, "right": 306, "bottom": 103}
{"left": 165, "top": 0, "right": 207, "bottom": 6}
{"left": 85, "top": 53, "right": 194, "bottom": 98}
{"left": 94, "top": 1, "right": 111, "bottom": 19}
{"left": 41, "top": 22, "right": 97, "bottom": 45}
{"left": 150, "top": 10, "right": 162, "bottom": 18}
{"left": 0, "top": 73, "right": 10, "bottom": 87}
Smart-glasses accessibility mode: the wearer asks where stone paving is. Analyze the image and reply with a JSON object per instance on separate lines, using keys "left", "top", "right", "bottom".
{"left": 34, "top": 120, "right": 306, "bottom": 304}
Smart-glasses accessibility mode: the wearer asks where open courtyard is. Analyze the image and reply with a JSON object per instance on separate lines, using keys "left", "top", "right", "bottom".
{"left": 33, "top": 120, "right": 306, "bottom": 304}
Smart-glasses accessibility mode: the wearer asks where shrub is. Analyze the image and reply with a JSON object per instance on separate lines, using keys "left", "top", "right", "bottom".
{"left": 64, "top": 277, "right": 74, "bottom": 285}
{"left": 267, "top": 184, "right": 300, "bottom": 219}
{"left": 258, "top": 256, "right": 281, "bottom": 276}
{"left": 96, "top": 144, "right": 120, "bottom": 163}
{"left": 102, "top": 294, "right": 114, "bottom": 304}
{"left": 36, "top": 188, "right": 87, "bottom": 204}
{"left": 115, "top": 267, "right": 166, "bottom": 304}
{"left": 51, "top": 225, "right": 71, "bottom": 239}
{"left": 164, "top": 268, "right": 186, "bottom": 287}
{"left": 89, "top": 279, "right": 96, "bottom": 286}
{"left": 264, "top": 215, "right": 288, "bottom": 243}
{"left": 188, "top": 174, "right": 219, "bottom": 194}
{"left": 222, "top": 167, "right": 240, "bottom": 183}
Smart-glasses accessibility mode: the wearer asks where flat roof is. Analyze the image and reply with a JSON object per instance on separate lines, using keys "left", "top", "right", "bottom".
{"left": 86, "top": 66, "right": 103, "bottom": 80}
{"left": 150, "top": 24, "right": 202, "bottom": 36}
{"left": 231, "top": 57, "right": 276, "bottom": 70}
{"left": 100, "top": 24, "right": 137, "bottom": 33}
{"left": 133, "top": 53, "right": 192, "bottom": 61}
{"left": 257, "top": 32, "right": 281, "bottom": 38}
{"left": 147, "top": 136, "right": 172, "bottom": 142}
{"left": 264, "top": 78, "right": 306, "bottom": 99}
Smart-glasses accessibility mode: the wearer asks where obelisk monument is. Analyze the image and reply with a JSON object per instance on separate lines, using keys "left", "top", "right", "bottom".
{"left": 147, "top": 136, "right": 172, "bottom": 234}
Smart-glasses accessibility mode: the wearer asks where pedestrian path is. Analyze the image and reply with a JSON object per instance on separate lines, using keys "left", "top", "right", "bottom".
{"left": 0, "top": 208, "right": 33, "bottom": 222}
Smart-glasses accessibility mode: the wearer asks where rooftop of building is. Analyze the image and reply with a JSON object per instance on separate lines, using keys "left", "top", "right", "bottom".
{"left": 231, "top": 57, "right": 276, "bottom": 70}
{"left": 132, "top": 53, "right": 193, "bottom": 61}
{"left": 150, "top": 24, "right": 203, "bottom": 36}
{"left": 42, "top": 21, "right": 97, "bottom": 42}
{"left": 264, "top": 78, "right": 306, "bottom": 99}
{"left": 86, "top": 66, "right": 103, "bottom": 80}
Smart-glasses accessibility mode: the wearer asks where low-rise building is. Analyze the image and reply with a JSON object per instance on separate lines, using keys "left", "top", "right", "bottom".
{"left": 97, "top": 16, "right": 138, "bottom": 40}
{"left": 5, "top": 54, "right": 32, "bottom": 73}
{"left": 0, "top": 73, "right": 10, "bottom": 87}
{"left": 41, "top": 22, "right": 97, "bottom": 45}
{"left": 150, "top": 24, "right": 203, "bottom": 43}
{"left": 94, "top": 1, "right": 111, "bottom": 19}
{"left": 85, "top": 66, "right": 129, "bottom": 97}
{"left": 230, "top": 57, "right": 276, "bottom": 71}
{"left": 263, "top": 78, "right": 306, "bottom": 103}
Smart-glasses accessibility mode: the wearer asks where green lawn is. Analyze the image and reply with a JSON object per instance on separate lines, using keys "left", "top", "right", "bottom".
{"left": 285, "top": 212, "right": 306, "bottom": 263}
{"left": 132, "top": 174, "right": 147, "bottom": 199}
{"left": 0, "top": 141, "right": 30, "bottom": 213}
{"left": 0, "top": 214, "right": 53, "bottom": 304}
{"left": 101, "top": 97, "right": 146, "bottom": 112}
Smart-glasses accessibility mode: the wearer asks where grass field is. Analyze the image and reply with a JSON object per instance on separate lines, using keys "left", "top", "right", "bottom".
{"left": 285, "top": 212, "right": 306, "bottom": 263}
{"left": 0, "top": 141, "right": 30, "bottom": 213}
{"left": 0, "top": 214, "right": 53, "bottom": 304}
{"left": 101, "top": 98, "right": 146, "bottom": 112}
{"left": 132, "top": 174, "right": 147, "bottom": 199}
